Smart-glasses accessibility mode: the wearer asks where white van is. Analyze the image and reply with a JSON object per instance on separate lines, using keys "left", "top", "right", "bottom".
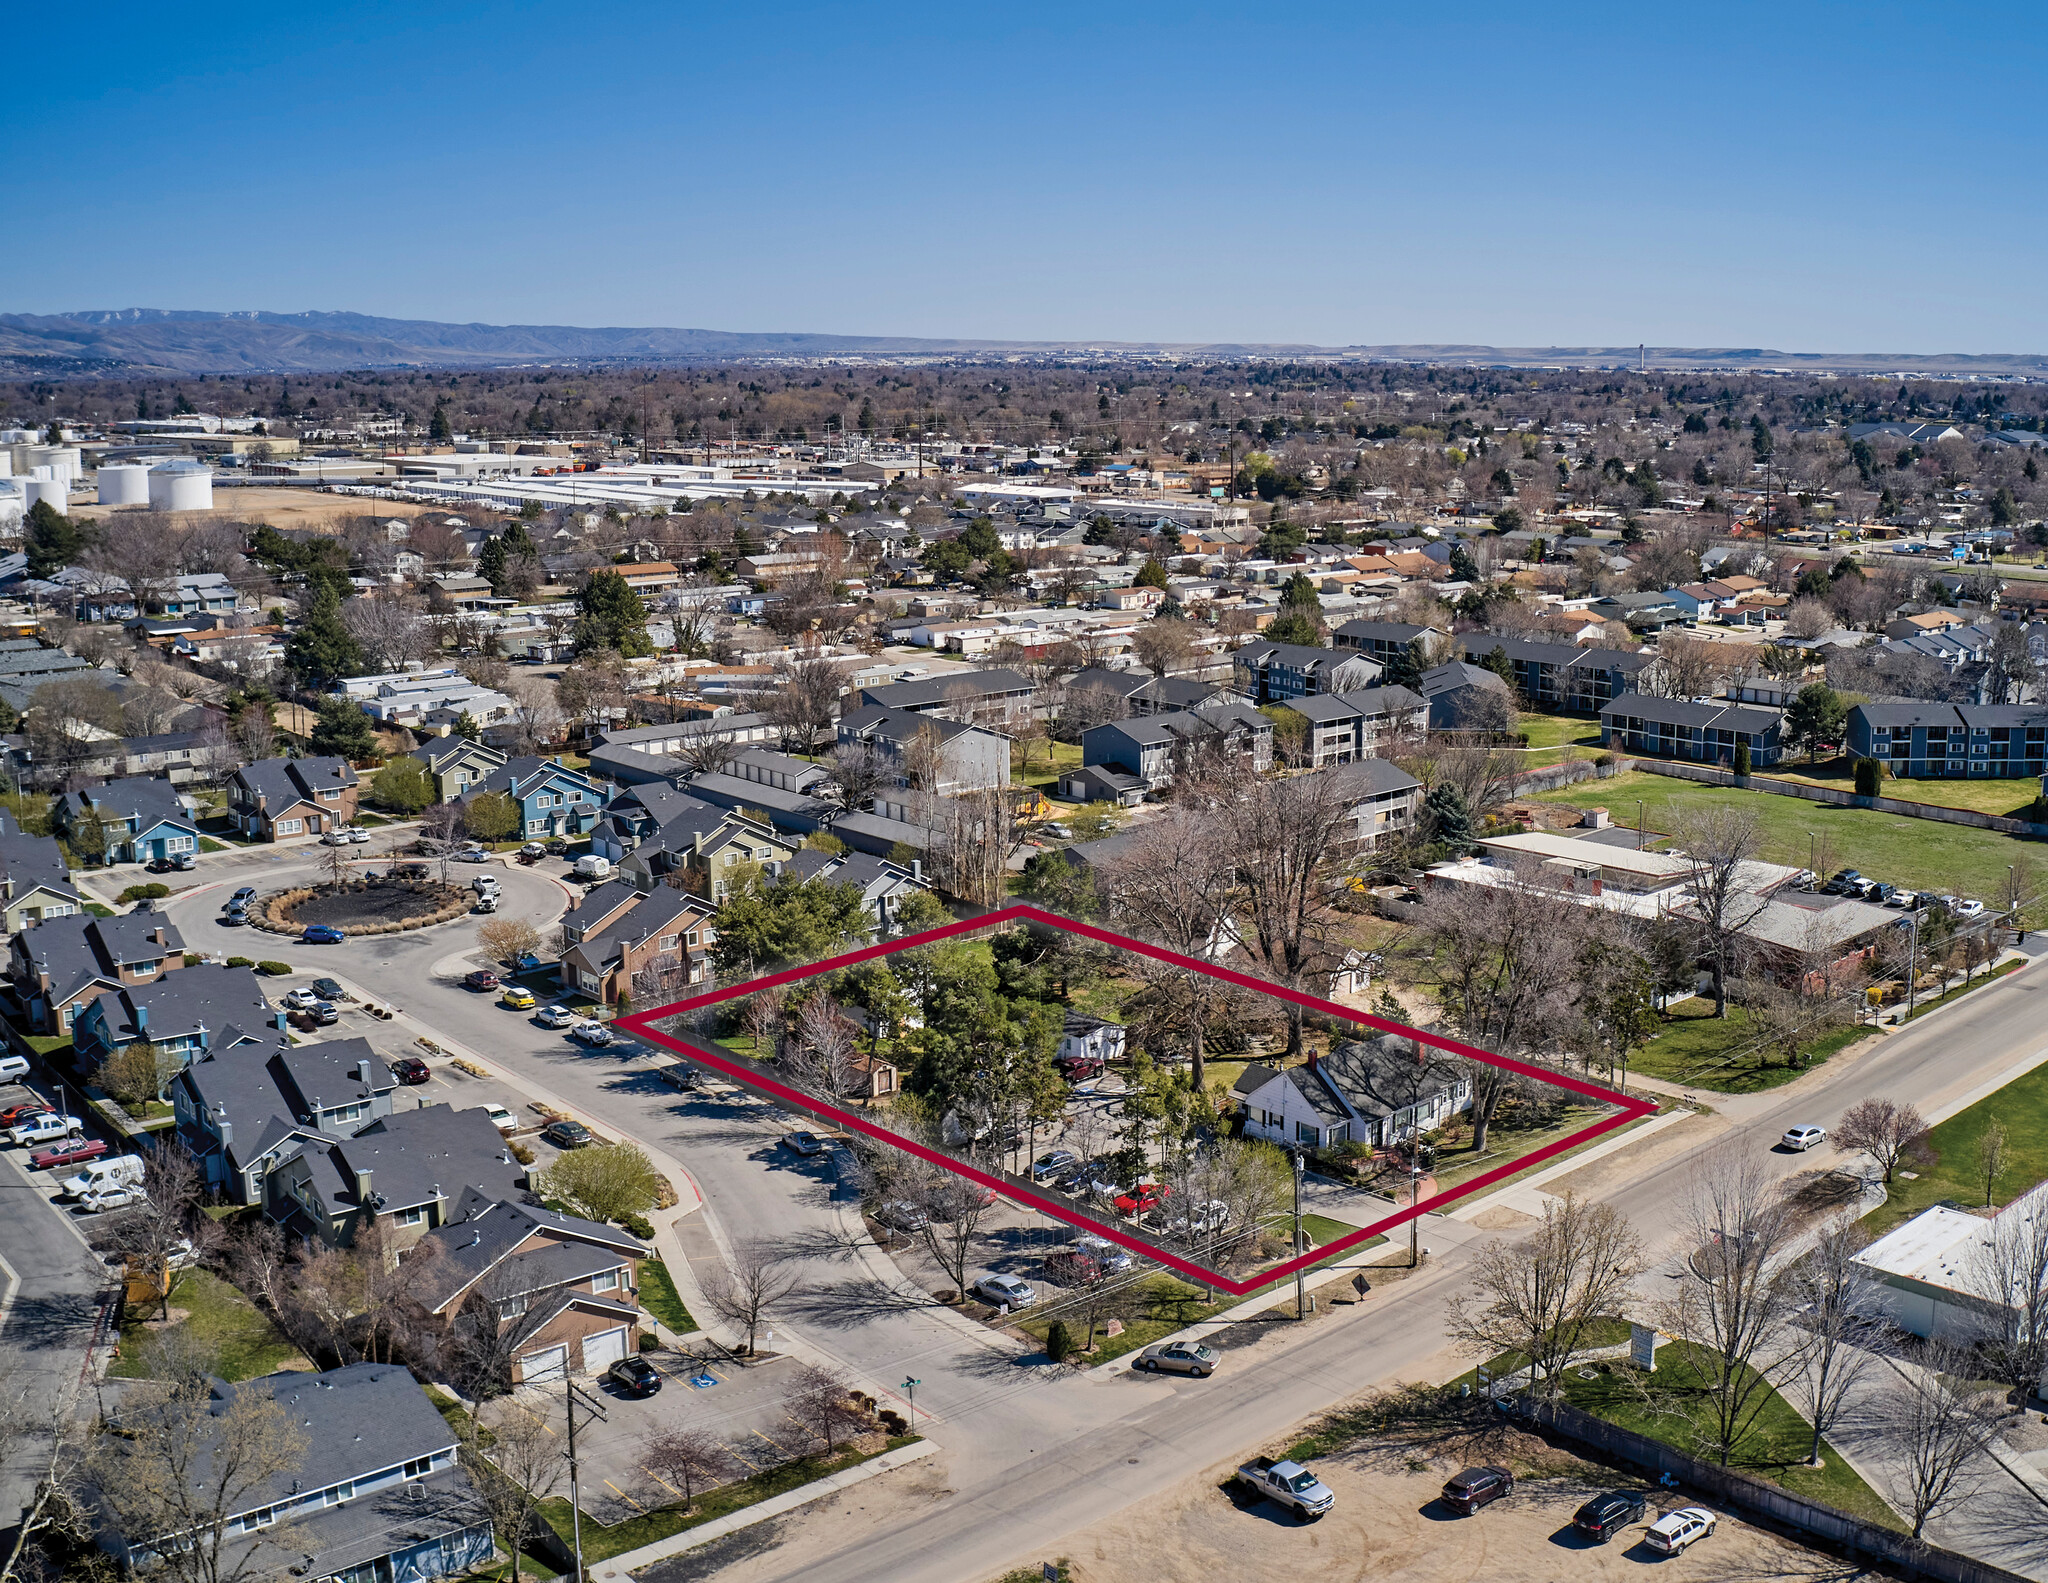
{"left": 572, "top": 855, "right": 612, "bottom": 881}
{"left": 60, "top": 1153, "right": 145, "bottom": 1199}
{"left": 0, "top": 1054, "right": 30, "bottom": 1083}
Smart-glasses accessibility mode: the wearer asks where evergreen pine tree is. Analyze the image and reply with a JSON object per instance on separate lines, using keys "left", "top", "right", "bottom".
{"left": 478, "top": 536, "right": 509, "bottom": 596}
{"left": 23, "top": 500, "right": 86, "bottom": 578}
{"left": 286, "top": 590, "right": 368, "bottom": 687}
{"left": 310, "top": 697, "right": 378, "bottom": 761}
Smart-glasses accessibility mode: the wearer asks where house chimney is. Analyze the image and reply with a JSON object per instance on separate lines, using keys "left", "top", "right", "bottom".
{"left": 353, "top": 1167, "right": 373, "bottom": 1203}
{"left": 355, "top": 1060, "right": 370, "bottom": 1084}
{"left": 911, "top": 858, "right": 922, "bottom": 883}
{"left": 134, "top": 1003, "right": 149, "bottom": 1031}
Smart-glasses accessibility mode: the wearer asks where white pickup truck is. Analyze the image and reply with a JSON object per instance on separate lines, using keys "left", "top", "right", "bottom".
{"left": 1235, "top": 1456, "right": 1335, "bottom": 1521}
{"left": 2, "top": 1112, "right": 84, "bottom": 1148}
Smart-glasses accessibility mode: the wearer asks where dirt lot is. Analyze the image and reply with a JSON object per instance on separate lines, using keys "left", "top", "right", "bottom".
{"left": 70, "top": 487, "right": 435, "bottom": 529}
{"left": 1040, "top": 1448, "right": 1848, "bottom": 1583}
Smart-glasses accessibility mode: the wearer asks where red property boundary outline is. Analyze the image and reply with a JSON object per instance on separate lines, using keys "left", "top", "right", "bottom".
{"left": 617, "top": 903, "right": 1658, "bottom": 1297}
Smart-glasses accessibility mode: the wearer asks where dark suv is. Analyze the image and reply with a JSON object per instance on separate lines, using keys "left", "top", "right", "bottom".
{"left": 1572, "top": 1488, "right": 1645, "bottom": 1542}
{"left": 1440, "top": 1465, "right": 1514, "bottom": 1515}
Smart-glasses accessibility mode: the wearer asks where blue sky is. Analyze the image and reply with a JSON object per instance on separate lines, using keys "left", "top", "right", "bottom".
{"left": 8, "top": 3, "right": 2047, "bottom": 351}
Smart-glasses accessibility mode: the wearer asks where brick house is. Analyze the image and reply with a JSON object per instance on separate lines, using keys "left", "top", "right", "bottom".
{"left": 228, "top": 756, "right": 362, "bottom": 840}
{"left": 10, "top": 906, "right": 187, "bottom": 1036}
{"left": 558, "top": 881, "right": 718, "bottom": 1004}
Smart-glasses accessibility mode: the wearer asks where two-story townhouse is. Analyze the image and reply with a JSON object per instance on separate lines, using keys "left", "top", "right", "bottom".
{"left": 121, "top": 728, "right": 213, "bottom": 784}
{"left": 228, "top": 756, "right": 361, "bottom": 841}
{"left": 1280, "top": 685, "right": 1428, "bottom": 767}
{"left": 835, "top": 705, "right": 1010, "bottom": 795}
{"left": 171, "top": 1035, "right": 399, "bottom": 1203}
{"left": 1846, "top": 701, "right": 2048, "bottom": 779}
{"left": 559, "top": 883, "right": 717, "bottom": 1004}
{"left": 1234, "top": 1035, "right": 1470, "bottom": 1152}
{"left": 1330, "top": 619, "right": 1447, "bottom": 669}
{"left": 1323, "top": 758, "right": 1423, "bottom": 850}
{"left": 856, "top": 667, "right": 1039, "bottom": 731}
{"left": 0, "top": 811, "right": 84, "bottom": 934}
{"left": 52, "top": 776, "right": 200, "bottom": 866}
{"left": 460, "top": 755, "right": 608, "bottom": 840}
{"left": 1072, "top": 702, "right": 1273, "bottom": 799}
{"left": 265, "top": 1103, "right": 528, "bottom": 1249}
{"left": 72, "top": 962, "right": 283, "bottom": 1073}
{"left": 1058, "top": 1012, "right": 1125, "bottom": 1067}
{"left": 1064, "top": 667, "right": 1233, "bottom": 717}
{"left": 778, "top": 848, "right": 931, "bottom": 937}
{"left": 590, "top": 780, "right": 725, "bottom": 863}
{"left": 1599, "top": 693, "right": 1784, "bottom": 768}
{"left": 1417, "top": 660, "right": 1515, "bottom": 731}
{"left": 684, "top": 749, "right": 837, "bottom": 840}
{"left": 1231, "top": 642, "right": 1382, "bottom": 704}
{"left": 667, "top": 817, "right": 801, "bottom": 902}
{"left": 1457, "top": 636, "right": 1657, "bottom": 713}
{"left": 404, "top": 1189, "right": 649, "bottom": 1383}
{"left": 402, "top": 737, "right": 508, "bottom": 803}
{"left": 89, "top": 1362, "right": 491, "bottom": 1583}
{"left": 10, "top": 906, "right": 186, "bottom": 1036}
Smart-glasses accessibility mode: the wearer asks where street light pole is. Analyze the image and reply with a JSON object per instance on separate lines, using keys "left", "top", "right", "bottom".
{"left": 1292, "top": 1149, "right": 1306, "bottom": 1319}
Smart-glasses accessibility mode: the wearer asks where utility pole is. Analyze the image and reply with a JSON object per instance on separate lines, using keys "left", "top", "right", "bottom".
{"left": 563, "top": 1373, "right": 607, "bottom": 1580}
{"left": 1292, "top": 1148, "right": 1306, "bottom": 1318}
{"left": 1409, "top": 1139, "right": 1422, "bottom": 1267}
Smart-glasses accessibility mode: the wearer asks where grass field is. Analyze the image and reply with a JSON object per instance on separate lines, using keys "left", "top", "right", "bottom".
{"left": 1866, "top": 1055, "right": 2048, "bottom": 1232}
{"left": 1529, "top": 769, "right": 2046, "bottom": 904}
{"left": 1769, "top": 757, "right": 2046, "bottom": 819}
{"left": 637, "top": 1259, "right": 697, "bottom": 1335}
{"left": 1514, "top": 712, "right": 1604, "bottom": 766}
{"left": 1628, "top": 998, "right": 1881, "bottom": 1093}
{"left": 1553, "top": 1342, "right": 1901, "bottom": 1528}
{"left": 1013, "top": 739, "right": 1083, "bottom": 791}
{"left": 109, "top": 1269, "right": 306, "bottom": 1382}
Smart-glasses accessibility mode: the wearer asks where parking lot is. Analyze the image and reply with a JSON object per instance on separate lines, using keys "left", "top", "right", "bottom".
{"left": 494, "top": 1345, "right": 810, "bottom": 1524}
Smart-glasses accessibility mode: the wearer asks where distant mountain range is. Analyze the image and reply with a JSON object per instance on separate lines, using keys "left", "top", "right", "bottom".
{"left": 2, "top": 308, "right": 2045, "bottom": 378}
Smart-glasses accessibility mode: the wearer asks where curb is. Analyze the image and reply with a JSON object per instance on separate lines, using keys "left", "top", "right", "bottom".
{"left": 590, "top": 1439, "right": 939, "bottom": 1579}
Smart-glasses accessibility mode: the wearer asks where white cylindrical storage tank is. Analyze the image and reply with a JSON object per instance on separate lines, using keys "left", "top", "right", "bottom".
{"left": 148, "top": 459, "right": 213, "bottom": 512}
{"left": 0, "top": 480, "right": 24, "bottom": 528}
{"left": 21, "top": 476, "right": 68, "bottom": 514}
{"left": 27, "top": 447, "right": 81, "bottom": 483}
{"left": 97, "top": 463, "right": 152, "bottom": 506}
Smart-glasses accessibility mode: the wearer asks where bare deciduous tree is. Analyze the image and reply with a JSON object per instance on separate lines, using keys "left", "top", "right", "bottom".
{"left": 911, "top": 1176, "right": 994, "bottom": 1297}
{"left": 1448, "top": 1191, "right": 1644, "bottom": 1401}
{"left": 1790, "top": 1217, "right": 1887, "bottom": 1466}
{"left": 779, "top": 1365, "right": 870, "bottom": 1456}
{"left": 823, "top": 737, "right": 892, "bottom": 815}
{"left": 1669, "top": 805, "right": 1771, "bottom": 1017}
{"left": 701, "top": 1240, "right": 798, "bottom": 1355}
{"left": 1835, "top": 1097, "right": 1932, "bottom": 1185}
{"left": 1968, "top": 1193, "right": 2048, "bottom": 1414}
{"left": 465, "top": 1406, "right": 561, "bottom": 1583}
{"left": 639, "top": 1427, "right": 732, "bottom": 1510}
{"left": 1875, "top": 1339, "right": 2002, "bottom": 1538}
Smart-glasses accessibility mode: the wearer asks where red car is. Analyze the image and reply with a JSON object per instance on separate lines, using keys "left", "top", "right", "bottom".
{"left": 1114, "top": 1182, "right": 1169, "bottom": 1216}
{"left": 463, "top": 969, "right": 501, "bottom": 992}
{"left": 0, "top": 1100, "right": 51, "bottom": 1129}
{"left": 389, "top": 1056, "right": 431, "bottom": 1085}
{"left": 1055, "top": 1053, "right": 1105, "bottom": 1082}
{"left": 31, "top": 1137, "right": 108, "bottom": 1171}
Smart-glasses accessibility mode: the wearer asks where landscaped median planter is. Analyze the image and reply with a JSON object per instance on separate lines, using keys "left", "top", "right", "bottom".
{"left": 251, "top": 878, "right": 472, "bottom": 937}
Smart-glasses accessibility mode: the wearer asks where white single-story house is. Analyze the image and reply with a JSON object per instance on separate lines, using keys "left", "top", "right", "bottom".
{"left": 1059, "top": 1012, "right": 1126, "bottom": 1066}
{"left": 1233, "top": 1035, "right": 1470, "bottom": 1152}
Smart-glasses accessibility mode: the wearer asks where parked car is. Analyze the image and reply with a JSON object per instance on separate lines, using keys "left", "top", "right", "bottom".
{"left": 653, "top": 1063, "right": 700, "bottom": 1091}
{"left": 1820, "top": 869, "right": 1862, "bottom": 896}
{"left": 31, "top": 1137, "right": 107, "bottom": 1171}
{"left": 1114, "top": 1182, "right": 1169, "bottom": 1217}
{"left": 541, "top": 1118, "right": 592, "bottom": 1149}
{"left": 607, "top": 1356, "right": 661, "bottom": 1396}
{"left": 1031, "top": 1149, "right": 1079, "bottom": 1182}
{"left": 570, "top": 1021, "right": 613, "bottom": 1047}
{"left": 1054, "top": 1052, "right": 1104, "bottom": 1082}
{"left": 347, "top": 827, "right": 372, "bottom": 844}
{"left": 1781, "top": 1124, "right": 1826, "bottom": 1152}
{"left": 1072, "top": 1233, "right": 1133, "bottom": 1272}
{"left": 1234, "top": 1457, "right": 1334, "bottom": 1521}
{"left": 310, "top": 977, "right": 346, "bottom": 1001}
{"left": 1572, "top": 1489, "right": 1646, "bottom": 1542}
{"left": 456, "top": 845, "right": 492, "bottom": 863}
{"left": 320, "top": 830, "right": 352, "bottom": 847}
{"left": 501, "top": 987, "right": 537, "bottom": 1010}
{"left": 1041, "top": 1248, "right": 1104, "bottom": 1284}
{"left": 472, "top": 894, "right": 498, "bottom": 914}
{"left": 544, "top": 837, "right": 570, "bottom": 855}
{"left": 483, "top": 1103, "right": 517, "bottom": 1133}
{"left": 1885, "top": 889, "right": 1918, "bottom": 909}
{"left": 971, "top": 1274, "right": 1037, "bottom": 1309}
{"left": 1161, "top": 1199, "right": 1232, "bottom": 1237}
{"left": 0, "top": 1101, "right": 52, "bottom": 1129}
{"left": 463, "top": 969, "right": 501, "bottom": 992}
{"left": 1440, "top": 1465, "right": 1514, "bottom": 1515}
{"left": 231, "top": 886, "right": 258, "bottom": 906}
{"left": 390, "top": 1056, "right": 431, "bottom": 1085}
{"left": 1644, "top": 1507, "right": 1716, "bottom": 1554}
{"left": 1056, "top": 1160, "right": 1119, "bottom": 1198}
{"left": 221, "top": 904, "right": 249, "bottom": 926}
{"left": 536, "top": 1005, "right": 578, "bottom": 1029}
{"left": 873, "top": 1200, "right": 929, "bottom": 1233}
{"left": 781, "top": 1130, "right": 826, "bottom": 1157}
{"left": 472, "top": 874, "right": 500, "bottom": 895}
{"left": 301, "top": 925, "right": 346, "bottom": 945}
{"left": 1134, "top": 1340, "right": 1218, "bottom": 1377}
{"left": 0, "top": 1055, "right": 30, "bottom": 1083}
{"left": 77, "top": 1183, "right": 144, "bottom": 1214}
{"left": 1953, "top": 898, "right": 1987, "bottom": 919}
{"left": 289, "top": 1002, "right": 339, "bottom": 1029}
{"left": 282, "top": 988, "right": 322, "bottom": 1011}
{"left": 146, "top": 854, "right": 194, "bottom": 873}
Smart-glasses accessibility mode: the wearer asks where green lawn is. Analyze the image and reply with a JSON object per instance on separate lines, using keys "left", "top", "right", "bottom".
{"left": 1769, "top": 758, "right": 2046, "bottom": 820}
{"left": 1013, "top": 739, "right": 1082, "bottom": 792}
{"left": 109, "top": 1269, "right": 306, "bottom": 1382}
{"left": 1016, "top": 1274, "right": 1223, "bottom": 1363}
{"left": 1515, "top": 712, "right": 1604, "bottom": 766}
{"left": 638, "top": 1260, "right": 697, "bottom": 1335}
{"left": 1427, "top": 1103, "right": 1627, "bottom": 1189}
{"left": 1866, "top": 1055, "right": 2048, "bottom": 1232}
{"left": 1529, "top": 770, "right": 2046, "bottom": 905}
{"left": 1629, "top": 998, "right": 1880, "bottom": 1093}
{"left": 1551, "top": 1342, "right": 1902, "bottom": 1530}
{"left": 539, "top": 1436, "right": 920, "bottom": 1561}
{"left": 1899, "top": 958, "right": 2024, "bottom": 1021}
{"left": 198, "top": 837, "right": 229, "bottom": 853}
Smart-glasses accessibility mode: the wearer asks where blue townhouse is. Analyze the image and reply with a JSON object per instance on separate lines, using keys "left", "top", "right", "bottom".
{"left": 73, "top": 962, "right": 284, "bottom": 1075}
{"left": 52, "top": 775, "right": 201, "bottom": 866}
{"left": 459, "top": 755, "right": 610, "bottom": 840}
{"left": 1846, "top": 702, "right": 2048, "bottom": 779}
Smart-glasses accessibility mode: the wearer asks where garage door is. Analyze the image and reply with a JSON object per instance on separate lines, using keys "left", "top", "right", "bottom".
{"left": 582, "top": 1327, "right": 628, "bottom": 1372}
{"left": 519, "top": 1344, "right": 567, "bottom": 1385}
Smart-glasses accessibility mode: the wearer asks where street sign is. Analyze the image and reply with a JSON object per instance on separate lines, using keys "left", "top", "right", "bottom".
{"left": 1953, "top": 546, "right": 1968, "bottom": 560}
